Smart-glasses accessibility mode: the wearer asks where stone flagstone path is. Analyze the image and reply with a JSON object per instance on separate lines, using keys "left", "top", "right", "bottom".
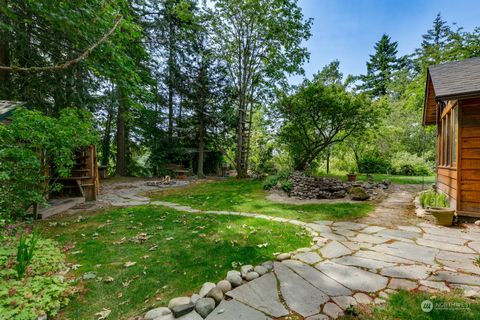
{"left": 92, "top": 182, "right": 480, "bottom": 319}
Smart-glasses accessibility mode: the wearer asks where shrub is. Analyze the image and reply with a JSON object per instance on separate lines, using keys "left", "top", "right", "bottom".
{"left": 263, "top": 176, "right": 279, "bottom": 190}
{"left": 281, "top": 180, "right": 293, "bottom": 193}
{"left": 0, "top": 108, "right": 97, "bottom": 220}
{"left": 419, "top": 190, "right": 449, "bottom": 208}
{"left": 358, "top": 153, "right": 392, "bottom": 174}
{"left": 391, "top": 152, "right": 432, "bottom": 176}
{"left": 0, "top": 233, "right": 70, "bottom": 319}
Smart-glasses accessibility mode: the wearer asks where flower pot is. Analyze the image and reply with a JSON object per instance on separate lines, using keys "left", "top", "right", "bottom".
{"left": 427, "top": 207, "right": 455, "bottom": 227}
{"left": 347, "top": 174, "right": 357, "bottom": 182}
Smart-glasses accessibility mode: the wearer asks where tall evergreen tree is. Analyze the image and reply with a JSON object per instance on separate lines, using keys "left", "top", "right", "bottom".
{"left": 417, "top": 13, "right": 452, "bottom": 67}
{"left": 360, "top": 34, "right": 400, "bottom": 97}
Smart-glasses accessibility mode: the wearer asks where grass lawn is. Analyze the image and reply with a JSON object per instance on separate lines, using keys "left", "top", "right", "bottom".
{"left": 345, "top": 290, "right": 480, "bottom": 320}
{"left": 150, "top": 179, "right": 372, "bottom": 222}
{"left": 40, "top": 205, "right": 310, "bottom": 320}
{"left": 320, "top": 173, "right": 436, "bottom": 185}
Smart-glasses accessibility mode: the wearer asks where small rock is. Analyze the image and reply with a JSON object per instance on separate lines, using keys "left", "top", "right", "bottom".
{"left": 475, "top": 220, "right": 480, "bottom": 226}
{"left": 217, "top": 280, "right": 232, "bottom": 293}
{"left": 245, "top": 271, "right": 260, "bottom": 281}
{"left": 374, "top": 298, "right": 386, "bottom": 304}
{"left": 144, "top": 307, "right": 172, "bottom": 320}
{"left": 226, "top": 273, "right": 242, "bottom": 287}
{"left": 37, "top": 316, "right": 47, "bottom": 320}
{"left": 240, "top": 265, "right": 254, "bottom": 278}
{"left": 195, "top": 297, "right": 215, "bottom": 318}
{"left": 168, "top": 296, "right": 191, "bottom": 309}
{"left": 190, "top": 293, "right": 201, "bottom": 304}
{"left": 276, "top": 253, "right": 291, "bottom": 261}
{"left": 262, "top": 261, "right": 274, "bottom": 270}
{"left": 254, "top": 265, "right": 268, "bottom": 276}
{"left": 353, "top": 292, "right": 372, "bottom": 305}
{"left": 323, "top": 302, "right": 343, "bottom": 318}
{"left": 464, "top": 289, "right": 479, "bottom": 298}
{"left": 349, "top": 186, "right": 369, "bottom": 201}
{"left": 199, "top": 282, "right": 216, "bottom": 297}
{"left": 171, "top": 302, "right": 195, "bottom": 318}
{"left": 206, "top": 287, "right": 224, "bottom": 305}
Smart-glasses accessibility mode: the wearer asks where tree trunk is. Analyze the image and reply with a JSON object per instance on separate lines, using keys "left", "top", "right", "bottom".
{"left": 115, "top": 87, "right": 127, "bottom": 176}
{"left": 0, "top": 0, "right": 9, "bottom": 99}
{"left": 101, "top": 88, "right": 115, "bottom": 166}
{"left": 167, "top": 21, "right": 175, "bottom": 139}
{"left": 326, "top": 151, "right": 331, "bottom": 174}
{"left": 197, "top": 116, "right": 205, "bottom": 179}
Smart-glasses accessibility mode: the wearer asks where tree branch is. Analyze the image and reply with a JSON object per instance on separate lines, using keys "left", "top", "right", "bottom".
{"left": 0, "top": 16, "right": 124, "bottom": 73}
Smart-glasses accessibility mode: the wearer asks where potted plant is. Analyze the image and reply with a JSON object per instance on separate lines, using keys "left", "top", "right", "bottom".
{"left": 347, "top": 172, "right": 357, "bottom": 182}
{"left": 420, "top": 189, "right": 455, "bottom": 226}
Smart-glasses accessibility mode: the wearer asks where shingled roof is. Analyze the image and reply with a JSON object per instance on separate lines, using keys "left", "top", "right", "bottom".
{"left": 423, "top": 58, "right": 480, "bottom": 125}
{"left": 429, "top": 57, "right": 480, "bottom": 100}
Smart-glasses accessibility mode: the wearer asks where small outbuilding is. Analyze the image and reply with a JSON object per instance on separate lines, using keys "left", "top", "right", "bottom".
{"left": 423, "top": 57, "right": 480, "bottom": 217}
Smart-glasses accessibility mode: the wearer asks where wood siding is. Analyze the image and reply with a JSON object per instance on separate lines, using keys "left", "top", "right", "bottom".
{"left": 459, "top": 98, "right": 480, "bottom": 216}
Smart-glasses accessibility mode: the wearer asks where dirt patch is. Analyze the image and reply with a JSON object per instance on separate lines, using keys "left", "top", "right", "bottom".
{"left": 266, "top": 190, "right": 377, "bottom": 205}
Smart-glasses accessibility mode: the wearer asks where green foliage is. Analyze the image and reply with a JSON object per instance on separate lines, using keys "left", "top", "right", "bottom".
{"left": 391, "top": 151, "right": 432, "bottom": 176}
{"left": 419, "top": 190, "right": 449, "bottom": 208}
{"left": 1, "top": 233, "right": 69, "bottom": 319}
{"left": 357, "top": 152, "right": 392, "bottom": 174}
{"left": 280, "top": 180, "right": 293, "bottom": 193}
{"left": 16, "top": 229, "right": 38, "bottom": 279}
{"left": 0, "top": 108, "right": 97, "bottom": 220}
{"left": 359, "top": 33, "right": 402, "bottom": 97}
{"left": 277, "top": 67, "right": 377, "bottom": 170}
{"left": 263, "top": 176, "right": 279, "bottom": 190}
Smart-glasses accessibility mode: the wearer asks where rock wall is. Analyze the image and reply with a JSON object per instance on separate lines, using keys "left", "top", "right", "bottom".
{"left": 288, "top": 171, "right": 389, "bottom": 200}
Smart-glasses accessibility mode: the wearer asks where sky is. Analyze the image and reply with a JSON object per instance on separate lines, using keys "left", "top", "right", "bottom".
{"left": 290, "top": 0, "right": 480, "bottom": 84}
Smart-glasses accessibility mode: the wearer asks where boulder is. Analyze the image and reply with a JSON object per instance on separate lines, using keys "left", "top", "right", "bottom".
{"left": 350, "top": 186, "right": 369, "bottom": 201}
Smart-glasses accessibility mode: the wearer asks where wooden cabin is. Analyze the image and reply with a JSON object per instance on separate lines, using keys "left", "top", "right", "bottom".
{"left": 423, "top": 58, "right": 480, "bottom": 217}
{"left": 0, "top": 101, "right": 99, "bottom": 203}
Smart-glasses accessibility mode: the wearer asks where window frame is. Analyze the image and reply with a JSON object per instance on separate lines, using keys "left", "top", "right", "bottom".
{"left": 438, "top": 102, "right": 458, "bottom": 168}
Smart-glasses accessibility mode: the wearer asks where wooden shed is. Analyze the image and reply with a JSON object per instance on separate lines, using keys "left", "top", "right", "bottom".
{"left": 423, "top": 57, "right": 480, "bottom": 217}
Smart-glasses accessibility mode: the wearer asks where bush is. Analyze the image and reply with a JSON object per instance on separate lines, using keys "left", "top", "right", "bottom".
{"left": 263, "top": 176, "right": 279, "bottom": 190}
{"left": 358, "top": 153, "right": 392, "bottom": 174}
{"left": 0, "top": 108, "right": 97, "bottom": 220}
{"left": 281, "top": 180, "right": 293, "bottom": 193}
{"left": 419, "top": 190, "right": 449, "bottom": 208}
{"left": 0, "top": 231, "right": 71, "bottom": 319}
{"left": 391, "top": 152, "right": 432, "bottom": 176}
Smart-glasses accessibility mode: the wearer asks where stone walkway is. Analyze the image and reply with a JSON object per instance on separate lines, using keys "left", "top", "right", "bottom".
{"left": 89, "top": 181, "right": 480, "bottom": 319}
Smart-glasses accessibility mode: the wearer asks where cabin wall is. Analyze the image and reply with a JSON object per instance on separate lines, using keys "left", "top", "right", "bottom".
{"left": 458, "top": 98, "right": 480, "bottom": 216}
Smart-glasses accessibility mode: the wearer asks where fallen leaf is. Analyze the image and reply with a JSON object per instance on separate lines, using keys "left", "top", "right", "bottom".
{"left": 95, "top": 308, "right": 111, "bottom": 320}
{"left": 118, "top": 292, "right": 123, "bottom": 299}
{"left": 124, "top": 261, "right": 137, "bottom": 268}
{"left": 165, "top": 237, "right": 174, "bottom": 241}
{"left": 104, "top": 276, "right": 114, "bottom": 283}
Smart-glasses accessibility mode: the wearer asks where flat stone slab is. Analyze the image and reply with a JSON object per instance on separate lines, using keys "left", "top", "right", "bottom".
{"left": 428, "top": 271, "right": 480, "bottom": 286}
{"left": 320, "top": 241, "right": 351, "bottom": 259}
{"left": 350, "top": 233, "right": 388, "bottom": 245}
{"left": 370, "top": 241, "right": 438, "bottom": 264}
{"left": 226, "top": 273, "right": 288, "bottom": 318}
{"left": 437, "top": 250, "right": 476, "bottom": 262}
{"left": 274, "top": 262, "right": 329, "bottom": 317}
{"left": 332, "top": 255, "right": 397, "bottom": 270}
{"left": 422, "top": 233, "right": 468, "bottom": 246}
{"left": 388, "top": 278, "right": 418, "bottom": 290}
{"left": 468, "top": 241, "right": 480, "bottom": 253}
{"left": 419, "top": 280, "right": 450, "bottom": 292}
{"left": 306, "top": 223, "right": 332, "bottom": 233}
{"left": 380, "top": 265, "right": 434, "bottom": 280}
{"left": 320, "top": 232, "right": 347, "bottom": 241}
{"left": 398, "top": 226, "right": 423, "bottom": 233}
{"left": 354, "top": 250, "right": 415, "bottom": 264}
{"left": 416, "top": 238, "right": 475, "bottom": 253}
{"left": 332, "top": 296, "right": 357, "bottom": 310}
{"left": 282, "top": 259, "right": 352, "bottom": 296}
{"left": 376, "top": 229, "right": 420, "bottom": 241}
{"left": 333, "top": 221, "right": 367, "bottom": 230}
{"left": 294, "top": 252, "right": 322, "bottom": 264}
{"left": 361, "top": 226, "right": 386, "bottom": 234}
{"left": 315, "top": 261, "right": 388, "bottom": 292}
{"left": 205, "top": 300, "right": 271, "bottom": 320}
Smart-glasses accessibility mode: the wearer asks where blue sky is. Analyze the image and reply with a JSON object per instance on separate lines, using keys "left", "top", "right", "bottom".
{"left": 291, "top": 0, "right": 480, "bottom": 84}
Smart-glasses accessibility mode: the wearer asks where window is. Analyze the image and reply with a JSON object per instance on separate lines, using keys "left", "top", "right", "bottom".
{"left": 439, "top": 105, "right": 458, "bottom": 167}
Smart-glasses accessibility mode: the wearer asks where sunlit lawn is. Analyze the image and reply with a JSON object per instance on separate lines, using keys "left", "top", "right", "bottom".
{"left": 325, "top": 173, "right": 436, "bottom": 185}
{"left": 41, "top": 206, "right": 310, "bottom": 320}
{"left": 150, "top": 179, "right": 373, "bottom": 222}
